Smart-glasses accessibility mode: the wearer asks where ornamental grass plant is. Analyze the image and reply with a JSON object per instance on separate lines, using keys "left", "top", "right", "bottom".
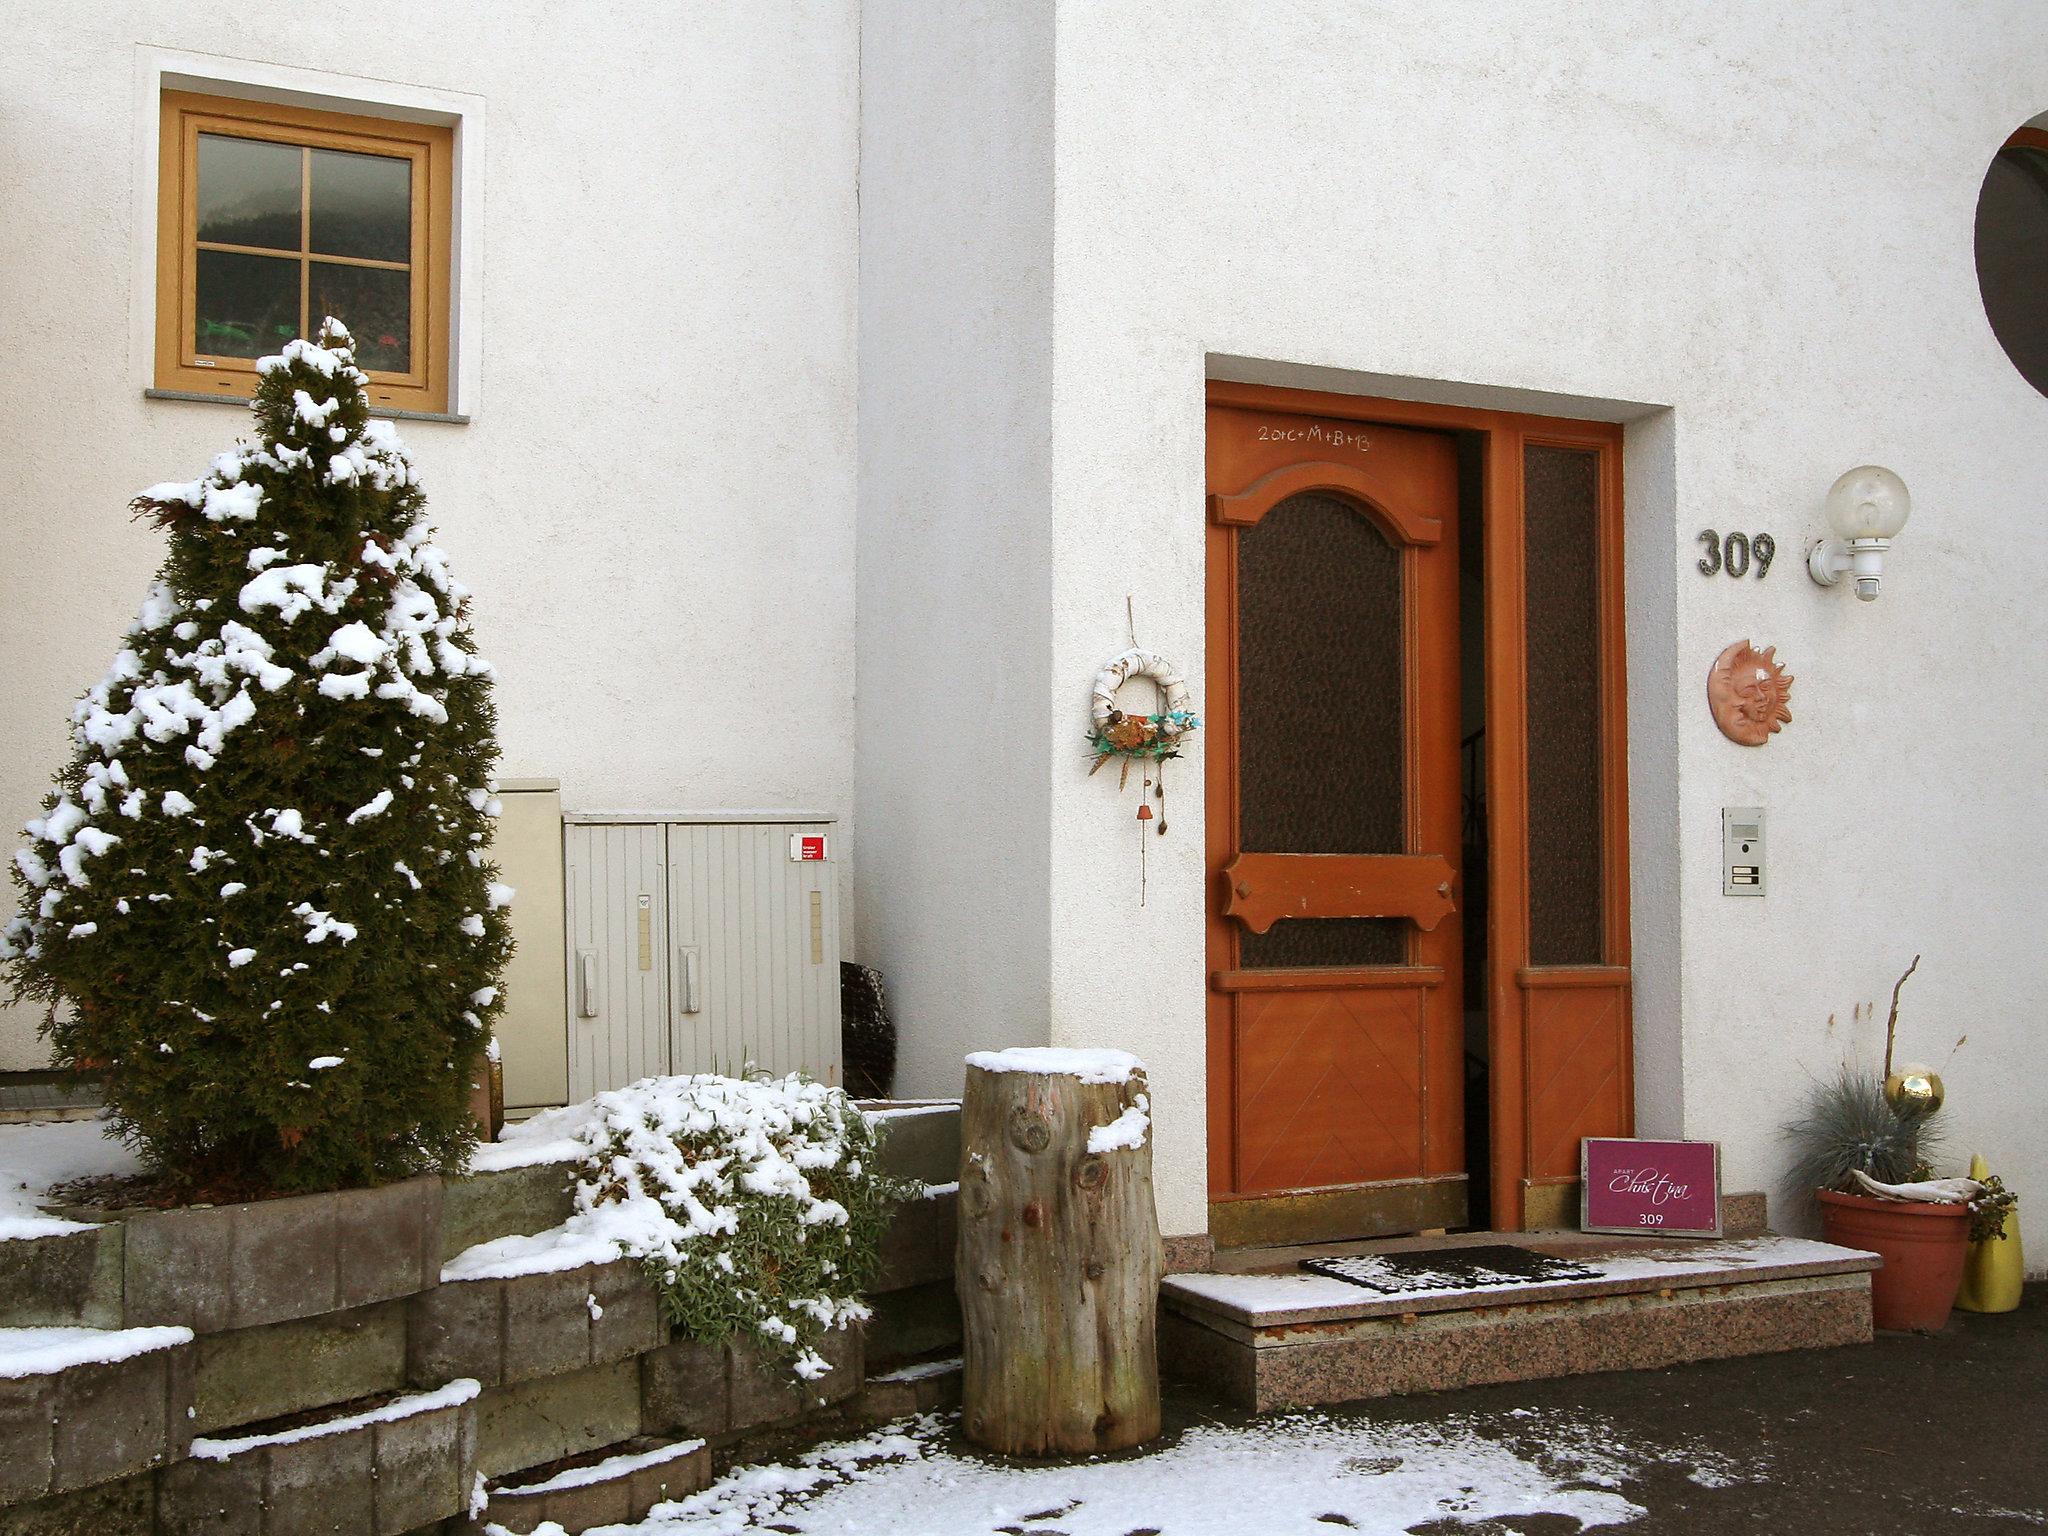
{"left": 1783, "top": 1064, "right": 1939, "bottom": 1201}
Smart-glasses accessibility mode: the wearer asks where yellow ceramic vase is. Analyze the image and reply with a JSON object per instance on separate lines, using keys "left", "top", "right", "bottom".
{"left": 1956, "top": 1153, "right": 2023, "bottom": 1315}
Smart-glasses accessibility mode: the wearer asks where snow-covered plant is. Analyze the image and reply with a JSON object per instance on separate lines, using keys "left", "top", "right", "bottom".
{"left": 1, "top": 319, "right": 510, "bottom": 1195}
{"left": 572, "top": 1073, "right": 913, "bottom": 1378}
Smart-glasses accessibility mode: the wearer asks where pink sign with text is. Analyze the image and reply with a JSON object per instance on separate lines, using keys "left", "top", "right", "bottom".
{"left": 1580, "top": 1138, "right": 1722, "bottom": 1238}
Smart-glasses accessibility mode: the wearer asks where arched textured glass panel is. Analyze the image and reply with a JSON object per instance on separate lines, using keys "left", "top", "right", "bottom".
{"left": 1976, "top": 142, "right": 2048, "bottom": 398}
{"left": 1237, "top": 491, "right": 1406, "bottom": 968}
{"left": 1523, "top": 444, "right": 1604, "bottom": 965}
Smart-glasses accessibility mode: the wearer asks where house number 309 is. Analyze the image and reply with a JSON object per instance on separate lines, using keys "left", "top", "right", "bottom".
{"left": 1697, "top": 530, "right": 1775, "bottom": 579}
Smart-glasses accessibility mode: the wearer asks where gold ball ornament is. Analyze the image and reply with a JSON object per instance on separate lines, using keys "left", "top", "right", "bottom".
{"left": 1884, "top": 1065, "right": 1945, "bottom": 1117}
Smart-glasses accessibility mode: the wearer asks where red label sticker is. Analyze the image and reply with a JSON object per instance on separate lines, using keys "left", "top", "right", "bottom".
{"left": 1580, "top": 1138, "right": 1721, "bottom": 1237}
{"left": 791, "top": 835, "right": 828, "bottom": 862}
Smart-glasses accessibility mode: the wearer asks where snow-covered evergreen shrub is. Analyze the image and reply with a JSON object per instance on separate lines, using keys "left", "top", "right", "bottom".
{"left": 1, "top": 319, "right": 510, "bottom": 1195}
{"left": 572, "top": 1073, "right": 912, "bottom": 1377}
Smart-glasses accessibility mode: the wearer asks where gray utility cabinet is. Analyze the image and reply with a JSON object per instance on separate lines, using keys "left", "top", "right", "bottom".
{"left": 563, "top": 813, "right": 841, "bottom": 1100}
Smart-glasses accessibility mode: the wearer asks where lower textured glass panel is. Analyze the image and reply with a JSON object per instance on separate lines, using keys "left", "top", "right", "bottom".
{"left": 310, "top": 262, "right": 411, "bottom": 372}
{"left": 195, "top": 250, "right": 299, "bottom": 359}
{"left": 1238, "top": 917, "right": 1407, "bottom": 969}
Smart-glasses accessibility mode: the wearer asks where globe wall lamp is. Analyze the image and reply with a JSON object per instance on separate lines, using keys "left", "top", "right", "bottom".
{"left": 1807, "top": 465, "right": 1911, "bottom": 602}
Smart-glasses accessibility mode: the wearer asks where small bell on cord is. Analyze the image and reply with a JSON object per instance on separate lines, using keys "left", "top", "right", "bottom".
{"left": 1136, "top": 802, "right": 1154, "bottom": 822}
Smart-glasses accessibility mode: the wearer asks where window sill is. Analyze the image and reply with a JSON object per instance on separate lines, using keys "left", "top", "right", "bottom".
{"left": 144, "top": 388, "right": 469, "bottom": 425}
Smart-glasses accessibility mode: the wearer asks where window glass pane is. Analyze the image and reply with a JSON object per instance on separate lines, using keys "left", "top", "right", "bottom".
{"left": 311, "top": 263, "right": 410, "bottom": 372}
{"left": 1523, "top": 444, "right": 1604, "bottom": 965}
{"left": 197, "top": 135, "right": 301, "bottom": 252}
{"left": 1975, "top": 147, "right": 2048, "bottom": 398}
{"left": 309, "top": 148, "right": 412, "bottom": 263}
{"left": 1237, "top": 491, "right": 1407, "bottom": 969}
{"left": 195, "top": 250, "right": 300, "bottom": 358}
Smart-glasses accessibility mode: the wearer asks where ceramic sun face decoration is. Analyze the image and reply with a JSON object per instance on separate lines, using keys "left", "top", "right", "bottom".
{"left": 1708, "top": 640, "right": 1793, "bottom": 746}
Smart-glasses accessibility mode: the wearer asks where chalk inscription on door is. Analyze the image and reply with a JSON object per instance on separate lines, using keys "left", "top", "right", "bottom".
{"left": 1696, "top": 530, "right": 1775, "bottom": 578}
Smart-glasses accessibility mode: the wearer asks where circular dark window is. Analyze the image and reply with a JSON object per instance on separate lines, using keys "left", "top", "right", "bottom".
{"left": 1976, "top": 126, "right": 2048, "bottom": 397}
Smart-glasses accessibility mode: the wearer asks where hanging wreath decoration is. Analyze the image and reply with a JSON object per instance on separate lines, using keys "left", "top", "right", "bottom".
{"left": 1088, "top": 648, "right": 1198, "bottom": 767}
{"left": 1088, "top": 646, "right": 1200, "bottom": 845}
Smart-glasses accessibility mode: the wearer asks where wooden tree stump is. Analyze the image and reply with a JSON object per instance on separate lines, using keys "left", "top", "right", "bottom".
{"left": 955, "top": 1047, "right": 1164, "bottom": 1456}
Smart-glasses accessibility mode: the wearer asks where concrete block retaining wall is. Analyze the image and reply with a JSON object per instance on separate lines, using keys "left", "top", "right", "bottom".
{"left": 0, "top": 1101, "right": 961, "bottom": 1535}
{"left": 461, "top": 1434, "right": 712, "bottom": 1536}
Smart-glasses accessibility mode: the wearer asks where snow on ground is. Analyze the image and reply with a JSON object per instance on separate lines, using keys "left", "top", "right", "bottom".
{"left": 556, "top": 1407, "right": 1761, "bottom": 1536}
{"left": 0, "top": 1114, "right": 139, "bottom": 1240}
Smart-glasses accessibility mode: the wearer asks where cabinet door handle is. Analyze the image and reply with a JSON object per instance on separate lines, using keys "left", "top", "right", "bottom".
{"left": 577, "top": 950, "right": 599, "bottom": 1018}
{"left": 678, "top": 947, "right": 701, "bottom": 1015}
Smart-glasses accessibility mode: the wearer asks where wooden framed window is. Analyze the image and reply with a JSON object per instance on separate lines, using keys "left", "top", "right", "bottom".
{"left": 156, "top": 91, "right": 452, "bottom": 414}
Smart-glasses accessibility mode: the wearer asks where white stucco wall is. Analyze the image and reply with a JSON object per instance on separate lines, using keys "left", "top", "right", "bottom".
{"left": 854, "top": 0, "right": 1057, "bottom": 1096}
{"left": 1041, "top": 0, "right": 2048, "bottom": 1252}
{"left": 0, "top": 3, "right": 860, "bottom": 1069}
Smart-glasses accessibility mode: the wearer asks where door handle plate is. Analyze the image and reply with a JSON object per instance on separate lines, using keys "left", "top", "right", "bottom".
{"left": 678, "top": 947, "right": 701, "bottom": 1015}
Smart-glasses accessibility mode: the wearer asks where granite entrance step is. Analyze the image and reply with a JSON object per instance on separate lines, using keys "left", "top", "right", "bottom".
{"left": 1159, "top": 1230, "right": 1881, "bottom": 1411}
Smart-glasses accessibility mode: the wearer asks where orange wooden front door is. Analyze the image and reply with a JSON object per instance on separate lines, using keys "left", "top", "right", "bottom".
{"left": 1205, "top": 384, "right": 1634, "bottom": 1241}
{"left": 1204, "top": 404, "right": 1468, "bottom": 1241}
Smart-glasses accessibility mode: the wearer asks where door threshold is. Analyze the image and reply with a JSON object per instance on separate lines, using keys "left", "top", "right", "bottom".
{"left": 1210, "top": 1177, "right": 1468, "bottom": 1251}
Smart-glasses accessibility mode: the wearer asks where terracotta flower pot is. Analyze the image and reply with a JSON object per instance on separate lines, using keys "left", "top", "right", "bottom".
{"left": 1818, "top": 1187, "right": 1971, "bottom": 1332}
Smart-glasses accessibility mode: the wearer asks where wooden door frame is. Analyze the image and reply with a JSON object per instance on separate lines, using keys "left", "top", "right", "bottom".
{"left": 1205, "top": 380, "right": 1633, "bottom": 1235}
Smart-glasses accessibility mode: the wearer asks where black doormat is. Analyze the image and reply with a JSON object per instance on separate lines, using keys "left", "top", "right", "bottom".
{"left": 1301, "top": 1244, "right": 1601, "bottom": 1295}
